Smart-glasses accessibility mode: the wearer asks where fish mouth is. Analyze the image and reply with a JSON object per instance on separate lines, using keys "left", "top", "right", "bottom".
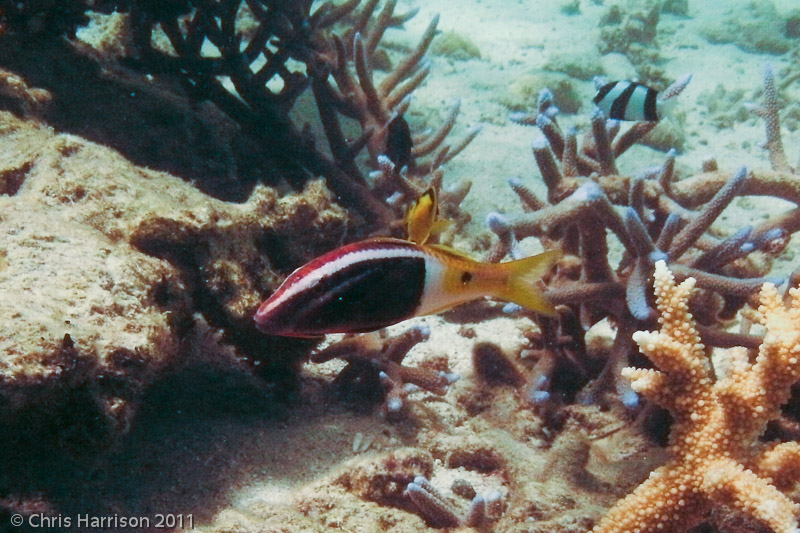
{"left": 254, "top": 309, "right": 324, "bottom": 338}
{"left": 254, "top": 308, "right": 289, "bottom": 336}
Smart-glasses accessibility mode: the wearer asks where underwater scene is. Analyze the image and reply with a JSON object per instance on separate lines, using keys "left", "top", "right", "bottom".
{"left": 1, "top": 0, "right": 800, "bottom": 532}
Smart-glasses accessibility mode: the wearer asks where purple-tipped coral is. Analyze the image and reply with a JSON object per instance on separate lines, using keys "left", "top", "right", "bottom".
{"left": 493, "top": 69, "right": 800, "bottom": 407}
{"left": 310, "top": 325, "right": 459, "bottom": 415}
{"left": 311, "top": 3, "right": 477, "bottom": 219}
{"left": 80, "top": 0, "right": 478, "bottom": 233}
{"left": 404, "top": 475, "right": 503, "bottom": 528}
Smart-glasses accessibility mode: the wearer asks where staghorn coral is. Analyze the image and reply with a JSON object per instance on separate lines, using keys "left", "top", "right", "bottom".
{"left": 310, "top": 325, "right": 458, "bottom": 416}
{"left": 310, "top": 0, "right": 478, "bottom": 217}
{"left": 118, "top": 0, "right": 389, "bottom": 223}
{"left": 404, "top": 474, "right": 503, "bottom": 528}
{"left": 0, "top": 1, "right": 475, "bottom": 234}
{"left": 115, "top": 0, "right": 475, "bottom": 229}
{"left": 492, "top": 67, "right": 800, "bottom": 408}
{"left": 592, "top": 260, "right": 800, "bottom": 533}
{"left": 746, "top": 63, "right": 795, "bottom": 174}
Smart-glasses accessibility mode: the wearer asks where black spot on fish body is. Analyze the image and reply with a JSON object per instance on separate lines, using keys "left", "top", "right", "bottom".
{"left": 385, "top": 114, "right": 413, "bottom": 170}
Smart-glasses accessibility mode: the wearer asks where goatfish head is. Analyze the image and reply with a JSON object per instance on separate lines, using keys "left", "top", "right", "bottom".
{"left": 254, "top": 237, "right": 561, "bottom": 337}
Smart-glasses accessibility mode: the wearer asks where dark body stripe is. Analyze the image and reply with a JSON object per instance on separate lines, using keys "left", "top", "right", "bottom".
{"left": 609, "top": 82, "right": 638, "bottom": 120}
{"left": 256, "top": 239, "right": 427, "bottom": 336}
{"left": 288, "top": 255, "right": 425, "bottom": 334}
{"left": 642, "top": 86, "right": 659, "bottom": 121}
{"left": 596, "top": 81, "right": 660, "bottom": 121}
{"left": 593, "top": 82, "right": 616, "bottom": 105}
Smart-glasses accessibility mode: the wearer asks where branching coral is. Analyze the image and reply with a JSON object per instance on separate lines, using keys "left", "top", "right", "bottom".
{"left": 114, "top": 0, "right": 474, "bottom": 230}
{"left": 0, "top": 1, "right": 476, "bottom": 234}
{"left": 313, "top": 4, "right": 464, "bottom": 170}
{"left": 310, "top": 325, "right": 458, "bottom": 415}
{"left": 746, "top": 63, "right": 796, "bottom": 175}
{"left": 404, "top": 474, "right": 503, "bottom": 528}
{"left": 115, "top": 0, "right": 386, "bottom": 223}
{"left": 592, "top": 260, "right": 800, "bottom": 533}
{"left": 310, "top": 0, "right": 478, "bottom": 217}
{"left": 492, "top": 67, "right": 800, "bottom": 406}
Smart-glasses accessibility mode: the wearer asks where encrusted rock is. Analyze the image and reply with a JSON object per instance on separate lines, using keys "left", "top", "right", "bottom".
{"left": 0, "top": 111, "right": 349, "bottom": 453}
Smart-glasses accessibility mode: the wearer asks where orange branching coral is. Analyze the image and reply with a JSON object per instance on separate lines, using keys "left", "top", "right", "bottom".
{"left": 592, "top": 260, "right": 800, "bottom": 533}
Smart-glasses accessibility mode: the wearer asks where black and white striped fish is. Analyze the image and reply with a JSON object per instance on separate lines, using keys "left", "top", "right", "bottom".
{"left": 593, "top": 81, "right": 667, "bottom": 122}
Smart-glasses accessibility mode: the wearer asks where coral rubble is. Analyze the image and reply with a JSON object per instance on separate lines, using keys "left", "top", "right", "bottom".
{"left": 310, "top": 325, "right": 458, "bottom": 415}
{"left": 597, "top": 0, "right": 665, "bottom": 85}
{"left": 700, "top": 1, "right": 791, "bottom": 55}
{"left": 593, "top": 261, "right": 800, "bottom": 533}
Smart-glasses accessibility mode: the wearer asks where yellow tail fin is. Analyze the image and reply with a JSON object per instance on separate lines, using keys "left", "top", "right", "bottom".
{"left": 499, "top": 249, "right": 562, "bottom": 316}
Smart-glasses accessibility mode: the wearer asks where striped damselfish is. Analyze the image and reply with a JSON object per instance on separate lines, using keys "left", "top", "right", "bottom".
{"left": 593, "top": 80, "right": 666, "bottom": 122}
{"left": 254, "top": 238, "right": 561, "bottom": 337}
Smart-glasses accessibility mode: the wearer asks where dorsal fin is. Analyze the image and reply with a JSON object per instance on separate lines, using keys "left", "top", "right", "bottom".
{"left": 427, "top": 243, "right": 476, "bottom": 261}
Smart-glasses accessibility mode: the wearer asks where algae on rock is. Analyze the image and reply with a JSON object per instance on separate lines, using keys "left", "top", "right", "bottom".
{"left": 0, "top": 110, "right": 348, "bottom": 456}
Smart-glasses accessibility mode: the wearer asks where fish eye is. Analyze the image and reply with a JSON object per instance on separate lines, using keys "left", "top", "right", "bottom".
{"left": 461, "top": 272, "right": 473, "bottom": 283}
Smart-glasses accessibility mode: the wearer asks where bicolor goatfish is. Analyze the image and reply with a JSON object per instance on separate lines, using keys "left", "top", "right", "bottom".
{"left": 593, "top": 80, "right": 672, "bottom": 122}
{"left": 254, "top": 238, "right": 561, "bottom": 337}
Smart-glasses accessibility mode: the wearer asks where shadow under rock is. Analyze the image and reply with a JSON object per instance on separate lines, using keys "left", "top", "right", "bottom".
{"left": 0, "top": 364, "right": 345, "bottom": 531}
{"left": 0, "top": 35, "right": 276, "bottom": 202}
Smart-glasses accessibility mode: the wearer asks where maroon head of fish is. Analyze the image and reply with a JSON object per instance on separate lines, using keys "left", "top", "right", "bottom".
{"left": 254, "top": 239, "right": 427, "bottom": 337}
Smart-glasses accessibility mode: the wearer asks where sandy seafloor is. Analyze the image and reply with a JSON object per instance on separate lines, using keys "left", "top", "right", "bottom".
{"left": 4, "top": 0, "right": 800, "bottom": 532}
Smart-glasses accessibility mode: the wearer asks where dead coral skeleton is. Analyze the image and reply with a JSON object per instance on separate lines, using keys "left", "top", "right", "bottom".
{"left": 592, "top": 260, "right": 800, "bottom": 533}
{"left": 404, "top": 475, "right": 503, "bottom": 528}
{"left": 491, "top": 67, "right": 800, "bottom": 408}
{"left": 310, "top": 325, "right": 458, "bottom": 415}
